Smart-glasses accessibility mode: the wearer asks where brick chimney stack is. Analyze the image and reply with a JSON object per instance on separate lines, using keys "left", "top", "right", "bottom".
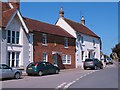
{"left": 81, "top": 16, "right": 85, "bottom": 25}
{"left": 59, "top": 7, "right": 64, "bottom": 18}
{"left": 8, "top": 0, "right": 20, "bottom": 10}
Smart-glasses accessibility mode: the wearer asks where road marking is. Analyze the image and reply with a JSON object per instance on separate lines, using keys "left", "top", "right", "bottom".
{"left": 76, "top": 78, "right": 79, "bottom": 81}
{"left": 63, "top": 81, "right": 76, "bottom": 89}
{"left": 56, "top": 82, "right": 67, "bottom": 89}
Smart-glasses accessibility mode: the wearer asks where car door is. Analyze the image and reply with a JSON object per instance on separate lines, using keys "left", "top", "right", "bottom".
{"left": 2, "top": 65, "right": 14, "bottom": 78}
{"left": 40, "top": 62, "right": 49, "bottom": 75}
{"left": 46, "top": 63, "right": 55, "bottom": 74}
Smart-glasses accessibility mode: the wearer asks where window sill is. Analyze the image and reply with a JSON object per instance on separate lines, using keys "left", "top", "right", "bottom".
{"left": 7, "top": 43, "right": 23, "bottom": 47}
{"left": 42, "top": 44, "right": 48, "bottom": 46}
{"left": 64, "top": 47, "right": 69, "bottom": 49}
{"left": 63, "top": 63, "right": 71, "bottom": 65}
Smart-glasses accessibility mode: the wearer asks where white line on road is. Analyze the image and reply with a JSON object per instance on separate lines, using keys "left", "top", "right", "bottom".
{"left": 63, "top": 81, "right": 76, "bottom": 90}
{"left": 56, "top": 82, "right": 67, "bottom": 89}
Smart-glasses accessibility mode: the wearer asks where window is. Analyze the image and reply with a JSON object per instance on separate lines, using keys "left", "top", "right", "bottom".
{"left": 81, "top": 36, "right": 84, "bottom": 44}
{"left": 64, "top": 38, "right": 68, "bottom": 48}
{"left": 7, "top": 30, "right": 20, "bottom": 44}
{"left": 62, "top": 55, "right": 71, "bottom": 64}
{"left": 16, "top": 31, "right": 19, "bottom": 44}
{"left": 7, "top": 30, "right": 11, "bottom": 43}
{"left": 42, "top": 52, "right": 47, "bottom": 62}
{"left": 8, "top": 52, "right": 20, "bottom": 67}
{"left": 93, "top": 40, "right": 95, "bottom": 46}
{"left": 42, "top": 34, "right": 47, "bottom": 45}
{"left": 82, "top": 51, "right": 84, "bottom": 60}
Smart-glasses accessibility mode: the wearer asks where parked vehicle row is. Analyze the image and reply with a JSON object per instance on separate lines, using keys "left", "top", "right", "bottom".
{"left": 1, "top": 58, "right": 113, "bottom": 80}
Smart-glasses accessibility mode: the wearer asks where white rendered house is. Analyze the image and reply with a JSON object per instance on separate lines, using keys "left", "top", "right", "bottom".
{"left": 56, "top": 7, "right": 101, "bottom": 68}
{"left": 0, "top": 2, "right": 33, "bottom": 69}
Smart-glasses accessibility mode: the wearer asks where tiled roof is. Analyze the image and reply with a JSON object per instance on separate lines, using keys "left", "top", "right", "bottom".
{"left": 2, "top": 8, "right": 16, "bottom": 27}
{"left": 24, "top": 17, "right": 74, "bottom": 38}
{"left": 0, "top": 2, "right": 11, "bottom": 12}
{"left": 64, "top": 18, "right": 100, "bottom": 38}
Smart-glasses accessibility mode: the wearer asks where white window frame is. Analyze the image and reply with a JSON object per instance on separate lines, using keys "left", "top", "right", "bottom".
{"left": 7, "top": 30, "right": 20, "bottom": 44}
{"left": 62, "top": 54, "right": 71, "bottom": 64}
{"left": 8, "top": 51, "right": 20, "bottom": 67}
{"left": 42, "top": 52, "right": 48, "bottom": 62}
{"left": 42, "top": 33, "right": 47, "bottom": 46}
{"left": 64, "top": 37, "right": 68, "bottom": 48}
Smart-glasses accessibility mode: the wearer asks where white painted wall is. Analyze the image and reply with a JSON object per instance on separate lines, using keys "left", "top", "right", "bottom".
{"left": 2, "top": 14, "right": 31, "bottom": 68}
{"left": 56, "top": 17, "right": 101, "bottom": 68}
{"left": 0, "top": 28, "right": 1, "bottom": 63}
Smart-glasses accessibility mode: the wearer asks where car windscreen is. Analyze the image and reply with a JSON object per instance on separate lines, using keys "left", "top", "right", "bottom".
{"left": 28, "top": 63, "right": 36, "bottom": 67}
{"left": 85, "top": 59, "right": 93, "bottom": 62}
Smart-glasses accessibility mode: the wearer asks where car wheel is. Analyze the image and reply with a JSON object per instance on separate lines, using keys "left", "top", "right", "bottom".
{"left": 38, "top": 71, "right": 43, "bottom": 76}
{"left": 55, "top": 69, "right": 59, "bottom": 74}
{"left": 14, "top": 72, "right": 20, "bottom": 79}
{"left": 84, "top": 67, "right": 86, "bottom": 70}
{"left": 94, "top": 66, "right": 97, "bottom": 70}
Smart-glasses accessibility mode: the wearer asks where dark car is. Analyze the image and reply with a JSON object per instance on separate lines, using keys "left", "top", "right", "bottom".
{"left": 83, "top": 58, "right": 103, "bottom": 70}
{"left": 26, "top": 62, "right": 60, "bottom": 76}
{"left": 0, "top": 64, "right": 22, "bottom": 79}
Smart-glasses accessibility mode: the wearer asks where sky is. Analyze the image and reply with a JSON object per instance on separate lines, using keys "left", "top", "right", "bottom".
{"left": 20, "top": 2, "right": 118, "bottom": 56}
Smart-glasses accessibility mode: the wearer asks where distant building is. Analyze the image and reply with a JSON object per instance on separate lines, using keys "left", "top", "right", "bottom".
{"left": 56, "top": 7, "right": 102, "bottom": 68}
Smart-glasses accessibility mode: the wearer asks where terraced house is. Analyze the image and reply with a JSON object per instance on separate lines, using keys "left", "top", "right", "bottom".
{"left": 0, "top": 0, "right": 76, "bottom": 69}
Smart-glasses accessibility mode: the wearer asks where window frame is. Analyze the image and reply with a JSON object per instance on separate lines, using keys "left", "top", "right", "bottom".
{"left": 42, "top": 52, "right": 48, "bottom": 62}
{"left": 42, "top": 33, "right": 47, "bottom": 45}
{"left": 62, "top": 54, "right": 71, "bottom": 64}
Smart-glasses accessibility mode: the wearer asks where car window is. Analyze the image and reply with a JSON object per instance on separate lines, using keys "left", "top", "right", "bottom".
{"left": 2, "top": 65, "right": 11, "bottom": 69}
{"left": 94, "top": 59, "right": 99, "bottom": 62}
{"left": 42, "top": 63, "right": 46, "bottom": 67}
{"left": 85, "top": 59, "right": 93, "bottom": 61}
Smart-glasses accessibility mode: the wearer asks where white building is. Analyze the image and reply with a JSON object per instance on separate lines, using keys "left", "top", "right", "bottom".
{"left": 56, "top": 7, "right": 102, "bottom": 68}
{"left": 0, "top": 2, "right": 33, "bottom": 69}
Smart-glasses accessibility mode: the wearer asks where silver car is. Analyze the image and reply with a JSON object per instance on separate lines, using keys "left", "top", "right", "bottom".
{"left": 0, "top": 64, "right": 22, "bottom": 79}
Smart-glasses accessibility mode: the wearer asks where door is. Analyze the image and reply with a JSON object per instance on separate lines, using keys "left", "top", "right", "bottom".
{"left": 52, "top": 54, "right": 58, "bottom": 67}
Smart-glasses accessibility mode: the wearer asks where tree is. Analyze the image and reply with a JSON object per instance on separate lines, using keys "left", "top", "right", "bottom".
{"left": 112, "top": 43, "right": 120, "bottom": 61}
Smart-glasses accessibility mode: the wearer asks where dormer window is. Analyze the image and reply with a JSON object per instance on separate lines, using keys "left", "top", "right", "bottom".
{"left": 42, "top": 33, "right": 47, "bottom": 45}
{"left": 64, "top": 37, "right": 68, "bottom": 48}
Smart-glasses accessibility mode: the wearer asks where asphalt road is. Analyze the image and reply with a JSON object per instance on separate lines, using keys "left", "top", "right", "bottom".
{"left": 1, "top": 62, "right": 118, "bottom": 90}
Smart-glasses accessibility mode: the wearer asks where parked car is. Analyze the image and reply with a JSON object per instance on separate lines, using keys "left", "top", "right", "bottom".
{"left": 106, "top": 58, "right": 113, "bottom": 64}
{"left": 26, "top": 62, "right": 60, "bottom": 76}
{"left": 0, "top": 64, "right": 22, "bottom": 79}
{"left": 83, "top": 58, "right": 103, "bottom": 70}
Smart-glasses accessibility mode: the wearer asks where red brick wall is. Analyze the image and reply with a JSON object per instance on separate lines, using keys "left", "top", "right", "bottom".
{"left": 33, "top": 31, "right": 76, "bottom": 69}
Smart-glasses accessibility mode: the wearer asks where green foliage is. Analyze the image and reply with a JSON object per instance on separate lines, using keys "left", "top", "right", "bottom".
{"left": 112, "top": 43, "right": 120, "bottom": 60}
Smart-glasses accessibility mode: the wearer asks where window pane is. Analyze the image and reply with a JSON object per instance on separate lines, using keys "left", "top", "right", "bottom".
{"left": 12, "top": 31, "right": 15, "bottom": 43}
{"left": 16, "top": 32, "right": 19, "bottom": 44}
{"left": 7, "top": 30, "right": 11, "bottom": 43}
{"left": 12, "top": 52, "right": 15, "bottom": 67}
{"left": 62, "top": 55, "right": 66, "bottom": 64}
{"left": 67, "top": 55, "right": 71, "bottom": 64}
{"left": 42, "top": 34, "right": 47, "bottom": 44}
{"left": 64, "top": 38, "right": 68, "bottom": 47}
{"left": 8, "top": 52, "right": 10, "bottom": 66}
{"left": 16, "top": 52, "right": 19, "bottom": 67}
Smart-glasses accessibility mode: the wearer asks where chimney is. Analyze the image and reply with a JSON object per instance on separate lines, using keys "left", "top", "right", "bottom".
{"left": 59, "top": 7, "right": 64, "bottom": 18}
{"left": 81, "top": 16, "right": 85, "bottom": 25}
{"left": 8, "top": 0, "right": 20, "bottom": 10}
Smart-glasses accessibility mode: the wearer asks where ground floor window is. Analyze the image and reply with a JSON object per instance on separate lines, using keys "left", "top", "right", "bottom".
{"left": 42, "top": 52, "right": 47, "bottom": 62}
{"left": 8, "top": 52, "right": 20, "bottom": 67}
{"left": 62, "top": 54, "right": 71, "bottom": 64}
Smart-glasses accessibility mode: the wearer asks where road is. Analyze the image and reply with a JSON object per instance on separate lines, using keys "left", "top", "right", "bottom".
{"left": 1, "top": 62, "right": 119, "bottom": 90}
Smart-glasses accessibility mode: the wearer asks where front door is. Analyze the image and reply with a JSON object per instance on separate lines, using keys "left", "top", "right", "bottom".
{"left": 52, "top": 54, "right": 58, "bottom": 67}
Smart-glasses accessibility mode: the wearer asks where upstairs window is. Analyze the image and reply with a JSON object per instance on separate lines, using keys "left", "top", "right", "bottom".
{"left": 42, "top": 33, "right": 47, "bottom": 45}
{"left": 64, "top": 38, "right": 68, "bottom": 48}
{"left": 81, "top": 36, "right": 84, "bottom": 44}
{"left": 7, "top": 30, "right": 20, "bottom": 44}
{"left": 93, "top": 40, "right": 95, "bottom": 46}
